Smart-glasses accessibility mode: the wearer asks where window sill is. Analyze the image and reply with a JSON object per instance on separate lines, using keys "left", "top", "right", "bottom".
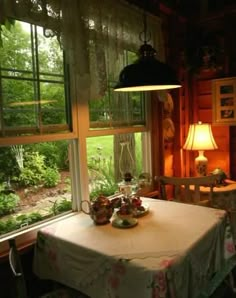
{"left": 0, "top": 212, "right": 78, "bottom": 257}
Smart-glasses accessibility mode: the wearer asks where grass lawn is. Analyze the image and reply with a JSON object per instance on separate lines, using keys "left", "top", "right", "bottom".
{"left": 86, "top": 135, "right": 113, "bottom": 161}
{"left": 86, "top": 133, "right": 142, "bottom": 175}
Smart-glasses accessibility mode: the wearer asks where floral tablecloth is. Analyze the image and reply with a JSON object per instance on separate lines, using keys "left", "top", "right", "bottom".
{"left": 33, "top": 198, "right": 236, "bottom": 298}
{"left": 197, "top": 183, "right": 236, "bottom": 242}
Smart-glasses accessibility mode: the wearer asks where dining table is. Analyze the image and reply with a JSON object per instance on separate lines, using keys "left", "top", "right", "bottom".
{"left": 190, "top": 181, "right": 236, "bottom": 242}
{"left": 33, "top": 197, "right": 236, "bottom": 298}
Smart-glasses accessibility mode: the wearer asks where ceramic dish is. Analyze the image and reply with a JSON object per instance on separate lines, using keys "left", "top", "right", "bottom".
{"left": 134, "top": 203, "right": 149, "bottom": 217}
{"left": 112, "top": 217, "right": 138, "bottom": 229}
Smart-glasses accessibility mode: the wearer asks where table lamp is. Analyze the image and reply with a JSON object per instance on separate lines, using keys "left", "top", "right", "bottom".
{"left": 183, "top": 121, "right": 218, "bottom": 176}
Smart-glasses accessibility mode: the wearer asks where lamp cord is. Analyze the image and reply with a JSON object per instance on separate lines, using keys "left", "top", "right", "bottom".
{"left": 139, "top": 12, "right": 151, "bottom": 44}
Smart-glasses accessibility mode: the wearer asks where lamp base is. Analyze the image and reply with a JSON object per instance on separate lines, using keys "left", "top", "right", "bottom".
{"left": 195, "top": 150, "right": 208, "bottom": 176}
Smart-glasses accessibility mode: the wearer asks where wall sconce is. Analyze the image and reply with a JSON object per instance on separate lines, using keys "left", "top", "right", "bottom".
{"left": 183, "top": 121, "right": 218, "bottom": 176}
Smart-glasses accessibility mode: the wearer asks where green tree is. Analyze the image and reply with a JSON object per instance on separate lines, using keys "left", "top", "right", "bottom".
{"left": 0, "top": 20, "right": 66, "bottom": 128}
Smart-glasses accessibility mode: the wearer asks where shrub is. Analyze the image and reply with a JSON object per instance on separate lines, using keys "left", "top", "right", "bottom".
{"left": 0, "top": 147, "right": 20, "bottom": 183}
{"left": 17, "top": 152, "right": 46, "bottom": 186}
{"left": 51, "top": 198, "right": 72, "bottom": 215}
{"left": 43, "top": 167, "right": 60, "bottom": 188}
{"left": 0, "top": 192, "right": 20, "bottom": 215}
{"left": 33, "top": 141, "right": 69, "bottom": 170}
{"left": 0, "top": 212, "right": 43, "bottom": 235}
{"left": 0, "top": 217, "right": 20, "bottom": 235}
{"left": 16, "top": 212, "right": 43, "bottom": 225}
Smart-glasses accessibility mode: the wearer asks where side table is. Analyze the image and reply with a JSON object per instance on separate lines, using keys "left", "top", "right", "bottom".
{"left": 193, "top": 181, "right": 236, "bottom": 243}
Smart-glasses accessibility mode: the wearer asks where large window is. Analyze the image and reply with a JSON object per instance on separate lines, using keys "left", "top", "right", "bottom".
{"left": 89, "top": 51, "right": 146, "bottom": 129}
{"left": 87, "top": 132, "right": 145, "bottom": 199}
{"left": 0, "top": 20, "right": 74, "bottom": 238}
{"left": 0, "top": 20, "right": 71, "bottom": 137}
{"left": 87, "top": 49, "right": 149, "bottom": 198}
{"left": 0, "top": 141, "right": 71, "bottom": 236}
{"left": 0, "top": 0, "right": 155, "bottom": 242}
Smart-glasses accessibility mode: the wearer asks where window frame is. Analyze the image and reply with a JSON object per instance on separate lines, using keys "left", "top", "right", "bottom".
{"left": 0, "top": 20, "right": 72, "bottom": 137}
{"left": 0, "top": 16, "right": 153, "bottom": 251}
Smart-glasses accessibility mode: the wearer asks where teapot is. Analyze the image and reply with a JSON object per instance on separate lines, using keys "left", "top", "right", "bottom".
{"left": 81, "top": 195, "right": 114, "bottom": 225}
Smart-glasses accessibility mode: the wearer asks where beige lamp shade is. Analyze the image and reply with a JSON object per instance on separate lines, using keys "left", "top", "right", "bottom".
{"left": 183, "top": 122, "right": 218, "bottom": 151}
{"left": 183, "top": 122, "right": 218, "bottom": 176}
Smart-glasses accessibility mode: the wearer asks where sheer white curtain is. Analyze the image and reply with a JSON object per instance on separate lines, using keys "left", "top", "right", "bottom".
{"left": 0, "top": 0, "right": 164, "bottom": 100}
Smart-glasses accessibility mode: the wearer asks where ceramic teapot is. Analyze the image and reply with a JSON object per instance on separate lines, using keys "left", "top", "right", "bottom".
{"left": 81, "top": 195, "right": 114, "bottom": 225}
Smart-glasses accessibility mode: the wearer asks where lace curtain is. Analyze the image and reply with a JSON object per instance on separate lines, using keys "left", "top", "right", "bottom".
{"left": 0, "top": 0, "right": 164, "bottom": 100}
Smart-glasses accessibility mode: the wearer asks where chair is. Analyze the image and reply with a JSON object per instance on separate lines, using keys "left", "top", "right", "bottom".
{"left": 8, "top": 239, "right": 28, "bottom": 298}
{"left": 156, "top": 174, "right": 221, "bottom": 206}
{"left": 8, "top": 239, "right": 89, "bottom": 298}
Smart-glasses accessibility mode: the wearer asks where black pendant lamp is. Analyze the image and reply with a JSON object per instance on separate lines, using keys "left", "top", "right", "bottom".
{"left": 114, "top": 14, "right": 181, "bottom": 92}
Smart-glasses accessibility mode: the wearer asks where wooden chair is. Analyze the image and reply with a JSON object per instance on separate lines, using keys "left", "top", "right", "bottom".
{"left": 8, "top": 239, "right": 28, "bottom": 298}
{"left": 156, "top": 174, "right": 221, "bottom": 206}
{"left": 8, "top": 239, "right": 89, "bottom": 298}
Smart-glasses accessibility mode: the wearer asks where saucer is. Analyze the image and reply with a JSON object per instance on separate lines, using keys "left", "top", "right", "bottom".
{"left": 134, "top": 203, "right": 149, "bottom": 218}
{"left": 112, "top": 217, "right": 138, "bottom": 229}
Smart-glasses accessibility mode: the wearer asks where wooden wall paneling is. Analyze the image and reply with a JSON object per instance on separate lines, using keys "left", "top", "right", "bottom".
{"left": 207, "top": 151, "right": 229, "bottom": 175}
{"left": 198, "top": 94, "right": 212, "bottom": 108}
{"left": 150, "top": 92, "right": 164, "bottom": 186}
{"left": 230, "top": 126, "right": 236, "bottom": 179}
{"left": 168, "top": 107, "right": 181, "bottom": 176}
{"left": 191, "top": 73, "right": 230, "bottom": 176}
{"left": 198, "top": 109, "right": 212, "bottom": 122}
{"left": 162, "top": 10, "right": 188, "bottom": 177}
{"left": 183, "top": 75, "right": 198, "bottom": 175}
{"left": 197, "top": 79, "right": 212, "bottom": 94}
{"left": 178, "top": 69, "right": 191, "bottom": 177}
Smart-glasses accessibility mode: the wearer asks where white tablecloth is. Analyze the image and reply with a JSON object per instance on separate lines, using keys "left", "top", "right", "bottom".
{"left": 33, "top": 198, "right": 236, "bottom": 298}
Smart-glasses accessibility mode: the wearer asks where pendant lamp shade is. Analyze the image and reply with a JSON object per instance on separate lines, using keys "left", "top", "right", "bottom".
{"left": 114, "top": 43, "right": 181, "bottom": 92}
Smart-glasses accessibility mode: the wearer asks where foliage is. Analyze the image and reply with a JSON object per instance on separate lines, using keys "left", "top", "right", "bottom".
{"left": 90, "top": 183, "right": 118, "bottom": 200}
{"left": 0, "top": 212, "right": 43, "bottom": 235}
{"left": 0, "top": 192, "right": 20, "bottom": 215}
{"left": 32, "top": 141, "right": 69, "bottom": 170}
{"left": 0, "top": 147, "right": 20, "bottom": 183}
{"left": 0, "top": 20, "right": 66, "bottom": 129}
{"left": 51, "top": 198, "right": 72, "bottom": 215}
{"left": 16, "top": 152, "right": 46, "bottom": 186}
{"left": 88, "top": 146, "right": 118, "bottom": 199}
{"left": 0, "top": 18, "right": 15, "bottom": 47}
{"left": 15, "top": 149, "right": 61, "bottom": 188}
{"left": 134, "top": 133, "right": 142, "bottom": 175}
{"left": 63, "top": 177, "right": 71, "bottom": 192}
{"left": 16, "top": 212, "right": 43, "bottom": 225}
{"left": 0, "top": 217, "right": 20, "bottom": 235}
{"left": 43, "top": 167, "right": 60, "bottom": 188}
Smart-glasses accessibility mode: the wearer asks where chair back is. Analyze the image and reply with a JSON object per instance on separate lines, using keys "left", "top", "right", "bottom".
{"left": 8, "top": 239, "right": 28, "bottom": 298}
{"left": 156, "top": 174, "right": 221, "bottom": 206}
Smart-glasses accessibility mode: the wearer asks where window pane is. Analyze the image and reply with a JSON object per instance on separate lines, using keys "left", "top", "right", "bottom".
{"left": 0, "top": 20, "right": 71, "bottom": 137}
{"left": 40, "top": 82, "right": 67, "bottom": 125}
{"left": 0, "top": 21, "right": 32, "bottom": 72}
{"left": 87, "top": 132, "right": 144, "bottom": 199}
{"left": 3, "top": 79, "right": 37, "bottom": 127}
{"left": 0, "top": 140, "right": 72, "bottom": 237}
{"left": 37, "top": 26, "right": 64, "bottom": 77}
{"left": 89, "top": 89, "right": 145, "bottom": 129}
{"left": 89, "top": 50, "right": 146, "bottom": 129}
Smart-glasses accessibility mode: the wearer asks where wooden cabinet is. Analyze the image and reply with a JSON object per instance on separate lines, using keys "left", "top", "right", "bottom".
{"left": 212, "top": 77, "right": 236, "bottom": 125}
